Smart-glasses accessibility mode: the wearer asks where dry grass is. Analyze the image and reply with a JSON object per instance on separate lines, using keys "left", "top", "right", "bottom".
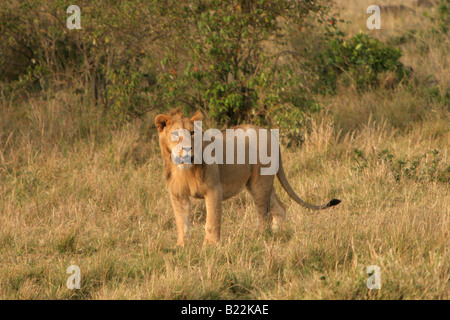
{"left": 0, "top": 0, "right": 448, "bottom": 299}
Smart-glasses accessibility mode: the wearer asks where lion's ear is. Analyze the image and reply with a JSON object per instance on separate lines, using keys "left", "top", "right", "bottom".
{"left": 155, "top": 114, "right": 171, "bottom": 133}
{"left": 190, "top": 110, "right": 203, "bottom": 122}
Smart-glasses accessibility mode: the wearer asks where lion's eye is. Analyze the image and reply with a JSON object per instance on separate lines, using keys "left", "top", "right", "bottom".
{"left": 171, "top": 131, "right": 179, "bottom": 139}
{"left": 189, "top": 131, "right": 195, "bottom": 136}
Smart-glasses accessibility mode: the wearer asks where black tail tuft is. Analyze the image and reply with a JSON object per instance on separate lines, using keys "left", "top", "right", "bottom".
{"left": 326, "top": 199, "right": 341, "bottom": 208}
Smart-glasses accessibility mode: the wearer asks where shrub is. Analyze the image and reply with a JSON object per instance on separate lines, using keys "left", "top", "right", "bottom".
{"left": 0, "top": 0, "right": 338, "bottom": 127}
{"left": 153, "top": 0, "right": 334, "bottom": 126}
{"left": 0, "top": 0, "right": 159, "bottom": 122}
{"left": 310, "top": 32, "right": 410, "bottom": 93}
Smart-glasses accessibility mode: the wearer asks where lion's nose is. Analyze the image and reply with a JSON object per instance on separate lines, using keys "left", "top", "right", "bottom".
{"left": 182, "top": 146, "right": 192, "bottom": 152}
{"left": 181, "top": 153, "right": 192, "bottom": 164}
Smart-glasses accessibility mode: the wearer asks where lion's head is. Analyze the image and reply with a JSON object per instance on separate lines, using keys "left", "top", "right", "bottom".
{"left": 155, "top": 109, "right": 203, "bottom": 170}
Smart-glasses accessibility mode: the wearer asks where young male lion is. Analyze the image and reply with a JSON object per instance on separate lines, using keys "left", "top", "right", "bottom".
{"left": 155, "top": 109, "right": 341, "bottom": 246}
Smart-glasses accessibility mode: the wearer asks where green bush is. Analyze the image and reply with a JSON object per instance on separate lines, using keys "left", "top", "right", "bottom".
{"left": 2, "top": 1, "right": 412, "bottom": 131}
{"left": 311, "top": 32, "right": 410, "bottom": 93}
{"left": 0, "top": 0, "right": 337, "bottom": 127}
{"left": 0, "top": 0, "right": 158, "bottom": 122}
{"left": 154, "top": 0, "right": 333, "bottom": 126}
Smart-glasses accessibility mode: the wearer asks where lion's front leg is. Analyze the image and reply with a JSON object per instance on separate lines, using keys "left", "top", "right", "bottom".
{"left": 169, "top": 194, "right": 191, "bottom": 247}
{"left": 203, "top": 188, "right": 222, "bottom": 246}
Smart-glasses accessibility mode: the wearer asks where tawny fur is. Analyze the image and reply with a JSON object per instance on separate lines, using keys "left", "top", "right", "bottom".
{"left": 155, "top": 109, "right": 340, "bottom": 246}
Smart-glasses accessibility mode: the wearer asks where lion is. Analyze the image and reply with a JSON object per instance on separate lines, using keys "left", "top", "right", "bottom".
{"left": 155, "top": 109, "right": 341, "bottom": 246}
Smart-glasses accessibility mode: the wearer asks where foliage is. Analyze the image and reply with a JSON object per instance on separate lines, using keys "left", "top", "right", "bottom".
{"left": 0, "top": 0, "right": 338, "bottom": 127}
{"left": 0, "top": 0, "right": 421, "bottom": 132}
{"left": 0, "top": 0, "right": 158, "bottom": 122}
{"left": 152, "top": 0, "right": 334, "bottom": 126}
{"left": 353, "top": 148, "right": 449, "bottom": 184}
{"left": 436, "top": 0, "right": 450, "bottom": 33}
{"left": 310, "top": 32, "right": 410, "bottom": 93}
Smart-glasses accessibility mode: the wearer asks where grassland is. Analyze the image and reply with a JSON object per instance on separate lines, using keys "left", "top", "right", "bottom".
{"left": 0, "top": 0, "right": 448, "bottom": 299}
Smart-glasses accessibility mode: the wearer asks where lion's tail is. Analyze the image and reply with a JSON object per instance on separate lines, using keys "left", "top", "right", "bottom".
{"left": 276, "top": 151, "right": 341, "bottom": 210}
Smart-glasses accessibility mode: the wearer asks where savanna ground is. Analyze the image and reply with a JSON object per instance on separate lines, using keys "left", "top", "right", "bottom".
{"left": 0, "top": 0, "right": 448, "bottom": 299}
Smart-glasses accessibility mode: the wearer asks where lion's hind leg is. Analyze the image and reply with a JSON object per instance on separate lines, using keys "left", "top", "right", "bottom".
{"left": 246, "top": 176, "right": 274, "bottom": 231}
{"left": 269, "top": 188, "right": 287, "bottom": 231}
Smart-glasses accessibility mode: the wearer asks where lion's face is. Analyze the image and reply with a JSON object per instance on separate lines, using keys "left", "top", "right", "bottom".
{"left": 155, "top": 110, "right": 202, "bottom": 170}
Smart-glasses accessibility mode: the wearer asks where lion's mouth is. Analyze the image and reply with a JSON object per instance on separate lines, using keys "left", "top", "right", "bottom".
{"left": 177, "top": 163, "right": 193, "bottom": 170}
{"left": 172, "top": 154, "right": 195, "bottom": 166}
